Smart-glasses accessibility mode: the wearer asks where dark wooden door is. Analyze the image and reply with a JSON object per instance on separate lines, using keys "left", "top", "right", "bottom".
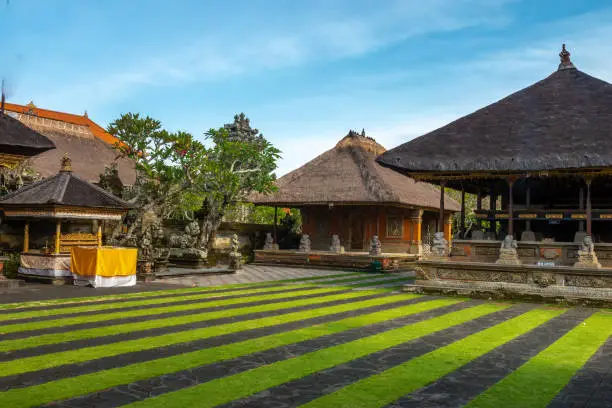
{"left": 350, "top": 216, "right": 364, "bottom": 250}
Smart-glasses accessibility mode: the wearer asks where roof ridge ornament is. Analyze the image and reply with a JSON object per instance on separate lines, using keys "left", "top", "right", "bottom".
{"left": 558, "top": 44, "right": 576, "bottom": 71}
{"left": 60, "top": 153, "right": 72, "bottom": 172}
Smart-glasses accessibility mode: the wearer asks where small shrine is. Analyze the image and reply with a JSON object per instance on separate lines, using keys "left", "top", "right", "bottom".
{"left": 0, "top": 155, "right": 133, "bottom": 285}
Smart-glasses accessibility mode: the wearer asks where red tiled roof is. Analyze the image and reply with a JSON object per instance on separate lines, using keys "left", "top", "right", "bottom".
{"left": 3, "top": 102, "right": 124, "bottom": 147}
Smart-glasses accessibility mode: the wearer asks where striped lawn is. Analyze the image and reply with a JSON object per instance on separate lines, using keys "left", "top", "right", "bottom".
{"left": 0, "top": 284, "right": 320, "bottom": 322}
{"left": 0, "top": 291, "right": 415, "bottom": 377}
{"left": 467, "top": 312, "right": 612, "bottom": 408}
{"left": 300, "top": 308, "right": 565, "bottom": 408}
{"left": 0, "top": 272, "right": 364, "bottom": 311}
{"left": 125, "top": 303, "right": 511, "bottom": 408}
{"left": 0, "top": 286, "right": 346, "bottom": 335}
{"left": 343, "top": 277, "right": 414, "bottom": 288}
{"left": 0, "top": 297, "right": 459, "bottom": 408}
{"left": 0, "top": 288, "right": 366, "bottom": 352}
{"left": 320, "top": 275, "right": 392, "bottom": 285}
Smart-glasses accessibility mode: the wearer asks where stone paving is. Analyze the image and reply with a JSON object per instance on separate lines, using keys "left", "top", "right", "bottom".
{"left": 0, "top": 266, "right": 610, "bottom": 407}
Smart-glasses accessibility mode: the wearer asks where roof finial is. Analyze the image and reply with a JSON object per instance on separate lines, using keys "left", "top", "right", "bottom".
{"left": 83, "top": 110, "right": 88, "bottom": 118}
{"left": 361, "top": 128, "right": 365, "bottom": 137}
{"left": 558, "top": 44, "right": 576, "bottom": 71}
{"left": 60, "top": 153, "right": 72, "bottom": 172}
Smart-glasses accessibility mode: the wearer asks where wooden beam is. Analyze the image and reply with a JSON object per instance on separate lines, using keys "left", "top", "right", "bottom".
{"left": 273, "top": 206, "right": 278, "bottom": 243}
{"left": 460, "top": 188, "right": 466, "bottom": 237}
{"left": 508, "top": 178, "right": 515, "bottom": 237}
{"left": 586, "top": 179, "right": 592, "bottom": 236}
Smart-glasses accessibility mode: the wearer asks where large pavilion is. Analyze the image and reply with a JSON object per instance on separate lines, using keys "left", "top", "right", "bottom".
{"left": 251, "top": 130, "right": 459, "bottom": 255}
{"left": 378, "top": 45, "right": 612, "bottom": 269}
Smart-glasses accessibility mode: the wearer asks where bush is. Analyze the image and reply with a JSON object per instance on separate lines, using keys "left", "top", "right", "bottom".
{"left": 2, "top": 252, "right": 20, "bottom": 279}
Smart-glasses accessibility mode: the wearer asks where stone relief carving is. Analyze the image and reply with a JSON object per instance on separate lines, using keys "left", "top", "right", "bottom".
{"left": 369, "top": 235, "right": 382, "bottom": 256}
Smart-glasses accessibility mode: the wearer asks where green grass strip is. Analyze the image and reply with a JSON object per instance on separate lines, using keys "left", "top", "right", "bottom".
{"left": 466, "top": 312, "right": 612, "bottom": 408}
{"left": 0, "top": 287, "right": 345, "bottom": 335}
{"left": 0, "top": 272, "right": 363, "bottom": 311}
{"left": 0, "top": 288, "right": 362, "bottom": 352}
{"left": 0, "top": 290, "right": 406, "bottom": 377}
{"left": 125, "top": 303, "right": 512, "bottom": 408}
{"left": 318, "top": 275, "right": 388, "bottom": 285}
{"left": 300, "top": 307, "right": 566, "bottom": 408}
{"left": 0, "top": 296, "right": 458, "bottom": 408}
{"left": 0, "top": 284, "right": 320, "bottom": 322}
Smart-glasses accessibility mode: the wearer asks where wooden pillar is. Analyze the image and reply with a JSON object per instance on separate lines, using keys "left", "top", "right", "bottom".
{"left": 23, "top": 221, "right": 30, "bottom": 253}
{"left": 273, "top": 206, "right": 278, "bottom": 243}
{"left": 490, "top": 184, "right": 497, "bottom": 234}
{"left": 508, "top": 178, "right": 515, "bottom": 238}
{"left": 439, "top": 181, "right": 446, "bottom": 232}
{"left": 586, "top": 179, "right": 592, "bottom": 236}
{"left": 460, "top": 187, "right": 466, "bottom": 237}
{"left": 97, "top": 223, "right": 103, "bottom": 248}
{"left": 376, "top": 207, "right": 380, "bottom": 236}
{"left": 347, "top": 210, "right": 353, "bottom": 252}
{"left": 444, "top": 213, "right": 453, "bottom": 243}
{"left": 579, "top": 187, "right": 585, "bottom": 232}
{"left": 525, "top": 186, "right": 532, "bottom": 232}
{"left": 54, "top": 220, "right": 61, "bottom": 255}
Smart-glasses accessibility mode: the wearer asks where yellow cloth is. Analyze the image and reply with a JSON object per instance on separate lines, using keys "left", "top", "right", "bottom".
{"left": 71, "top": 247, "right": 137, "bottom": 277}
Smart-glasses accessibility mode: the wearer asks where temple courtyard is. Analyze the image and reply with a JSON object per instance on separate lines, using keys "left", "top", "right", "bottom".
{"left": 0, "top": 266, "right": 608, "bottom": 407}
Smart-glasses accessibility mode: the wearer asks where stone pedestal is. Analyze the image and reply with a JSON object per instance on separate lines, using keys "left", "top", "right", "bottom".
{"left": 169, "top": 248, "right": 209, "bottom": 269}
{"left": 574, "top": 251, "right": 601, "bottom": 268}
{"left": 521, "top": 230, "right": 536, "bottom": 242}
{"left": 574, "top": 231, "right": 587, "bottom": 244}
{"left": 228, "top": 252, "right": 242, "bottom": 271}
{"left": 496, "top": 248, "right": 521, "bottom": 265}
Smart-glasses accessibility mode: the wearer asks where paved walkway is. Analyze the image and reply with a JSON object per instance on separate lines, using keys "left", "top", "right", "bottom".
{"left": 0, "top": 265, "right": 412, "bottom": 304}
{"left": 157, "top": 265, "right": 404, "bottom": 287}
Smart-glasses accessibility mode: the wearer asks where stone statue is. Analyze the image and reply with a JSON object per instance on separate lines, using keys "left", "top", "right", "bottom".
{"left": 496, "top": 235, "right": 521, "bottom": 265}
{"left": 369, "top": 235, "right": 382, "bottom": 256}
{"left": 263, "top": 232, "right": 274, "bottom": 250}
{"left": 229, "top": 233, "right": 242, "bottom": 270}
{"left": 431, "top": 232, "right": 449, "bottom": 257}
{"left": 299, "top": 234, "right": 311, "bottom": 252}
{"left": 330, "top": 234, "right": 343, "bottom": 253}
{"left": 574, "top": 235, "right": 601, "bottom": 268}
{"left": 169, "top": 221, "right": 200, "bottom": 249}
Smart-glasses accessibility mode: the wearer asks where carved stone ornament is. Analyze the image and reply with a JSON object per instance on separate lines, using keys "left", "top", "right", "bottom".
{"left": 431, "top": 232, "right": 449, "bottom": 258}
{"left": 496, "top": 235, "right": 521, "bottom": 265}
{"left": 299, "top": 234, "right": 311, "bottom": 253}
{"left": 369, "top": 235, "right": 382, "bottom": 256}
{"left": 229, "top": 233, "right": 242, "bottom": 270}
{"left": 574, "top": 235, "right": 601, "bottom": 268}
{"left": 263, "top": 232, "right": 274, "bottom": 250}
{"left": 330, "top": 234, "right": 343, "bottom": 253}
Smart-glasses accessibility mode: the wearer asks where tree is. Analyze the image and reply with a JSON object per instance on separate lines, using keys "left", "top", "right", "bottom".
{"left": 188, "top": 114, "right": 281, "bottom": 252}
{"left": 107, "top": 113, "right": 200, "bottom": 250}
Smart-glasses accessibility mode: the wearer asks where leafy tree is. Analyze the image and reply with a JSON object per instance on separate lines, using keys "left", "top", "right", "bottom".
{"left": 188, "top": 114, "right": 281, "bottom": 251}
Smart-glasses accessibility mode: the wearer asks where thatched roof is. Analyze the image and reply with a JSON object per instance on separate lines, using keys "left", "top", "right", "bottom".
{"left": 0, "top": 112, "right": 55, "bottom": 156}
{"left": 377, "top": 45, "right": 612, "bottom": 175}
{"left": 249, "top": 130, "right": 459, "bottom": 211}
{"left": 4, "top": 103, "right": 136, "bottom": 185}
{"left": 0, "top": 157, "right": 130, "bottom": 210}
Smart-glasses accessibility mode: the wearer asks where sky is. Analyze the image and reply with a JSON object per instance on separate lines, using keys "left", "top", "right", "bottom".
{"left": 2, "top": 0, "right": 612, "bottom": 176}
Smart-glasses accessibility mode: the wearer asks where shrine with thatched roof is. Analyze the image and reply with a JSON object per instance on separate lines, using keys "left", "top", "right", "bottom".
{"left": 378, "top": 45, "right": 612, "bottom": 303}
{"left": 250, "top": 130, "right": 459, "bottom": 260}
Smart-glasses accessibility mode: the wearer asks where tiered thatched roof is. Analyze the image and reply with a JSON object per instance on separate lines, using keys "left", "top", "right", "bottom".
{"left": 4, "top": 102, "right": 136, "bottom": 185}
{"left": 0, "top": 156, "right": 130, "bottom": 210}
{"left": 0, "top": 112, "right": 55, "bottom": 156}
{"left": 250, "top": 130, "right": 459, "bottom": 211}
{"left": 377, "top": 45, "right": 612, "bottom": 175}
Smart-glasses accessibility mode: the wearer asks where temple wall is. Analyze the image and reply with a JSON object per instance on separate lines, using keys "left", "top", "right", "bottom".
{"left": 301, "top": 205, "right": 438, "bottom": 254}
{"left": 450, "top": 239, "right": 612, "bottom": 268}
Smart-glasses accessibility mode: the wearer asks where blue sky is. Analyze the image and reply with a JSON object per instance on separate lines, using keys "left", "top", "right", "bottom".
{"left": 2, "top": 0, "right": 612, "bottom": 175}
